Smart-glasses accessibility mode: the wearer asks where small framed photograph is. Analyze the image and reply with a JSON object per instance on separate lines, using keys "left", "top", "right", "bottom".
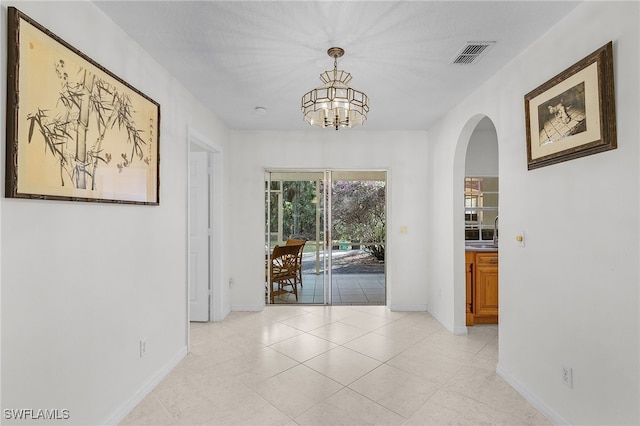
{"left": 5, "top": 7, "right": 160, "bottom": 204}
{"left": 524, "top": 42, "right": 616, "bottom": 170}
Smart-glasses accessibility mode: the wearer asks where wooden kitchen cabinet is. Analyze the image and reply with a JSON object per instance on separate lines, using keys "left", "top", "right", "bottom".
{"left": 465, "top": 250, "right": 498, "bottom": 325}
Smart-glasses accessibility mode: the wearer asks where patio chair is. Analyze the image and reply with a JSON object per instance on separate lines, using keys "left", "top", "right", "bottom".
{"left": 286, "top": 239, "right": 306, "bottom": 288}
{"left": 268, "top": 244, "right": 301, "bottom": 303}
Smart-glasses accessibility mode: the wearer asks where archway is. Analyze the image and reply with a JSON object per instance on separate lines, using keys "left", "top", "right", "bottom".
{"left": 452, "top": 115, "right": 499, "bottom": 332}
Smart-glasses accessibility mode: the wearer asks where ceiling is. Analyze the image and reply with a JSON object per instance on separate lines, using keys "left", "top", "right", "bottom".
{"left": 92, "top": 1, "right": 581, "bottom": 132}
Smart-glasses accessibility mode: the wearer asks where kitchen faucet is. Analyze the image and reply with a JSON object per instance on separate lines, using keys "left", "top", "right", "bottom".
{"left": 493, "top": 216, "right": 499, "bottom": 246}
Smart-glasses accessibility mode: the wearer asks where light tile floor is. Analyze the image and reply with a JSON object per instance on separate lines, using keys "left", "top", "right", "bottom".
{"left": 121, "top": 306, "right": 550, "bottom": 426}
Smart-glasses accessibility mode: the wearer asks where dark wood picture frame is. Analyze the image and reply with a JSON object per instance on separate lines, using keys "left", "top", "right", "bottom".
{"left": 6, "top": 7, "right": 160, "bottom": 205}
{"left": 524, "top": 42, "right": 616, "bottom": 170}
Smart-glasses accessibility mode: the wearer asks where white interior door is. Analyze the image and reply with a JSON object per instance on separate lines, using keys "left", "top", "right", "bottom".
{"left": 189, "top": 151, "right": 210, "bottom": 321}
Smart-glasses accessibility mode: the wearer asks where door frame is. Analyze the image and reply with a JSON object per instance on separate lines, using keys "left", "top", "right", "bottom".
{"left": 187, "top": 129, "right": 224, "bottom": 328}
{"left": 189, "top": 150, "right": 210, "bottom": 321}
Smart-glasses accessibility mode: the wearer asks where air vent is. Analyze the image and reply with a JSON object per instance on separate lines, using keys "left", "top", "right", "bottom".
{"left": 451, "top": 41, "right": 495, "bottom": 64}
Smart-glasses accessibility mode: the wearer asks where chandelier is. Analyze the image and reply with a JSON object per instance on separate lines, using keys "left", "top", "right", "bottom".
{"left": 301, "top": 47, "right": 369, "bottom": 130}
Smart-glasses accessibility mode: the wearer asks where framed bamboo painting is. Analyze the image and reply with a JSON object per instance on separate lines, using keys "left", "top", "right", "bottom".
{"left": 524, "top": 42, "right": 616, "bottom": 170}
{"left": 5, "top": 7, "right": 160, "bottom": 205}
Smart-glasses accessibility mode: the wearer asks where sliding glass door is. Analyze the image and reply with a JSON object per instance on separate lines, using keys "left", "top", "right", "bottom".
{"left": 330, "top": 171, "right": 386, "bottom": 305}
{"left": 265, "top": 170, "right": 386, "bottom": 305}
{"left": 265, "top": 171, "right": 327, "bottom": 304}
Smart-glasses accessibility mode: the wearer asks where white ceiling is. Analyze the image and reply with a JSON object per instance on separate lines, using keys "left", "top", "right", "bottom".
{"left": 92, "top": 1, "right": 581, "bottom": 131}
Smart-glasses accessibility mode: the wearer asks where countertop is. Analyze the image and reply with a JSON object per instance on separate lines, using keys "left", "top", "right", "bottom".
{"left": 465, "top": 243, "right": 498, "bottom": 252}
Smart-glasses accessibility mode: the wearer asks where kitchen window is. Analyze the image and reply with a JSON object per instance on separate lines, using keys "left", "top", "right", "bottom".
{"left": 465, "top": 177, "right": 498, "bottom": 241}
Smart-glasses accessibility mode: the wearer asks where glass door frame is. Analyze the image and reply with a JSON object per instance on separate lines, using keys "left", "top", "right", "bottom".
{"left": 265, "top": 168, "right": 387, "bottom": 305}
{"left": 266, "top": 169, "right": 330, "bottom": 304}
{"left": 324, "top": 169, "right": 332, "bottom": 304}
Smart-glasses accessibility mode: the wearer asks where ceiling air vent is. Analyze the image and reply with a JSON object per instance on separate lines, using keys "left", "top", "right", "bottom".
{"left": 451, "top": 41, "right": 495, "bottom": 64}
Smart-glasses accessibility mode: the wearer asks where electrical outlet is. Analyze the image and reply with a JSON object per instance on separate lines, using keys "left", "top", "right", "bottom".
{"left": 139, "top": 338, "right": 147, "bottom": 358}
{"left": 228, "top": 278, "right": 234, "bottom": 287}
{"left": 561, "top": 365, "right": 573, "bottom": 388}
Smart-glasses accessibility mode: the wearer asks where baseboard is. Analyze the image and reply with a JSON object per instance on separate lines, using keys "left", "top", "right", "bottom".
{"left": 452, "top": 325, "right": 469, "bottom": 335}
{"left": 211, "top": 304, "right": 232, "bottom": 321}
{"left": 104, "top": 346, "right": 188, "bottom": 425}
{"left": 389, "top": 304, "right": 427, "bottom": 311}
{"left": 496, "top": 363, "right": 570, "bottom": 425}
{"left": 426, "top": 305, "right": 468, "bottom": 335}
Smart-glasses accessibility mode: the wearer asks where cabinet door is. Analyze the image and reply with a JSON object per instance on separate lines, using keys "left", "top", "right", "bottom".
{"left": 465, "top": 252, "right": 474, "bottom": 326}
{"left": 474, "top": 262, "right": 498, "bottom": 322}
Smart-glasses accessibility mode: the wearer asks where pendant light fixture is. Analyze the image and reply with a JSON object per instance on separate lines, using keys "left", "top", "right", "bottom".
{"left": 301, "top": 47, "right": 369, "bottom": 130}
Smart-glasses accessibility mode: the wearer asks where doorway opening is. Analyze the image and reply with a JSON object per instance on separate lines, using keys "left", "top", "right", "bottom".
{"left": 265, "top": 170, "right": 386, "bottom": 305}
{"left": 463, "top": 117, "right": 499, "bottom": 326}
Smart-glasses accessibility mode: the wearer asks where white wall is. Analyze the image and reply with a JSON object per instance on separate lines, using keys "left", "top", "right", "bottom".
{"left": 427, "top": 2, "right": 639, "bottom": 424}
{"left": 2, "top": 1, "right": 637, "bottom": 425}
{"left": 227, "top": 130, "right": 429, "bottom": 312}
{"left": 0, "top": 2, "right": 229, "bottom": 424}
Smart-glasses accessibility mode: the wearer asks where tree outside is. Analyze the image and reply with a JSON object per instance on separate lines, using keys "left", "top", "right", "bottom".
{"left": 267, "top": 180, "right": 319, "bottom": 244}
{"left": 332, "top": 180, "right": 386, "bottom": 261}
{"left": 267, "top": 179, "right": 386, "bottom": 261}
